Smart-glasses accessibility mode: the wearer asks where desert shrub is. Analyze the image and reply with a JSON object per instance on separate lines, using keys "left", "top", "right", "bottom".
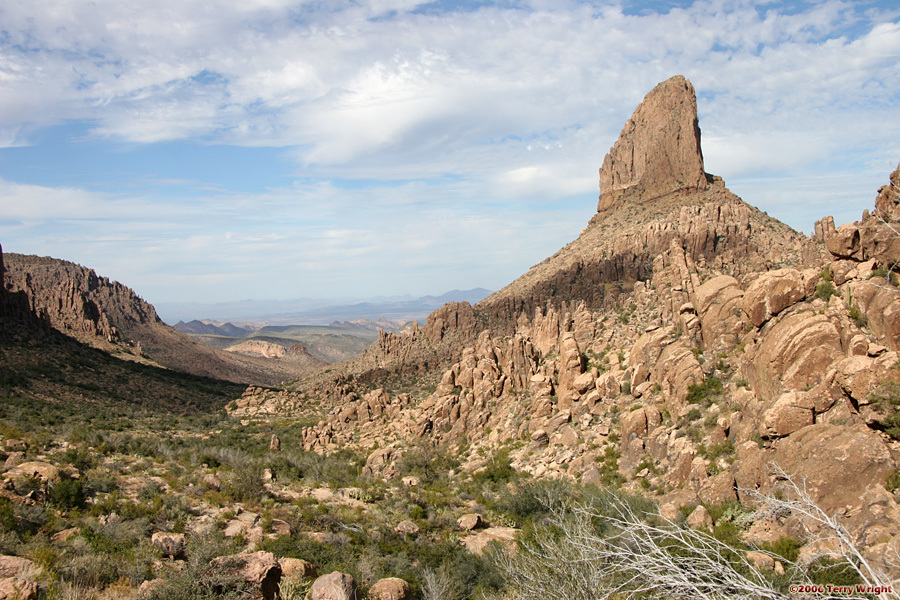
{"left": 58, "top": 552, "right": 119, "bottom": 588}
{"left": 494, "top": 478, "right": 574, "bottom": 525}
{"left": 815, "top": 281, "right": 836, "bottom": 301}
{"left": 222, "top": 461, "right": 265, "bottom": 502}
{"left": 593, "top": 446, "right": 624, "bottom": 488}
{"left": 868, "top": 382, "right": 900, "bottom": 440}
{"left": 396, "top": 441, "right": 459, "bottom": 484}
{"left": 473, "top": 449, "right": 517, "bottom": 485}
{"left": 886, "top": 470, "right": 900, "bottom": 493}
{"left": 761, "top": 536, "right": 802, "bottom": 563}
{"left": 48, "top": 478, "right": 86, "bottom": 511}
{"left": 698, "top": 439, "right": 735, "bottom": 462}
{"left": 686, "top": 376, "right": 723, "bottom": 406}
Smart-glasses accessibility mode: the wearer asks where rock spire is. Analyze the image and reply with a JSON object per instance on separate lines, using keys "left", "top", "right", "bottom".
{"left": 597, "top": 75, "right": 708, "bottom": 213}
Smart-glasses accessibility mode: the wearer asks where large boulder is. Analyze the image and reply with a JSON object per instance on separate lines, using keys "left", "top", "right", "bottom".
{"left": 307, "top": 572, "right": 359, "bottom": 600}
{"left": 694, "top": 275, "right": 744, "bottom": 352}
{"left": 367, "top": 577, "right": 412, "bottom": 600}
{"left": 150, "top": 532, "right": 186, "bottom": 559}
{"left": 0, "top": 577, "right": 38, "bottom": 600}
{"left": 208, "top": 551, "right": 281, "bottom": 600}
{"left": 773, "top": 424, "right": 896, "bottom": 516}
{"left": 759, "top": 391, "right": 815, "bottom": 439}
{"left": 742, "top": 310, "right": 843, "bottom": 401}
{"left": 742, "top": 269, "right": 805, "bottom": 327}
{"left": 0, "top": 557, "right": 37, "bottom": 580}
{"left": 279, "top": 558, "right": 317, "bottom": 580}
{"left": 826, "top": 223, "right": 861, "bottom": 259}
{"left": 5, "top": 462, "right": 61, "bottom": 495}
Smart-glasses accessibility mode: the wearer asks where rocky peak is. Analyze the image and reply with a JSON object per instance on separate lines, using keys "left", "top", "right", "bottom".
{"left": 875, "top": 161, "right": 900, "bottom": 222}
{"left": 597, "top": 75, "right": 708, "bottom": 214}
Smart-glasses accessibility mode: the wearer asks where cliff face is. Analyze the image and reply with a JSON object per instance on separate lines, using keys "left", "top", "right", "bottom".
{"left": 271, "top": 76, "right": 900, "bottom": 573}
{"left": 2, "top": 252, "right": 323, "bottom": 386}
{"left": 597, "top": 75, "right": 708, "bottom": 214}
{"left": 3, "top": 253, "right": 159, "bottom": 346}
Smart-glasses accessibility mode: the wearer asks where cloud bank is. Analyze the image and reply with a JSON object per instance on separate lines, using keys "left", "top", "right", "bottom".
{"left": 0, "top": 0, "right": 898, "bottom": 305}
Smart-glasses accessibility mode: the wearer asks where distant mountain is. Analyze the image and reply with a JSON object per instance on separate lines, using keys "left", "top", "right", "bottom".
{"left": 155, "top": 288, "right": 494, "bottom": 325}
{"left": 173, "top": 320, "right": 254, "bottom": 337}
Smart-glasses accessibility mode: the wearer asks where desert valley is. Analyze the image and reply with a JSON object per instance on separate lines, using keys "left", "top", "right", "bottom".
{"left": 2, "top": 75, "right": 900, "bottom": 600}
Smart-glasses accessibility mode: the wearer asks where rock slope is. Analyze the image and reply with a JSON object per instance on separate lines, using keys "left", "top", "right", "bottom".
{"left": 252, "top": 76, "right": 900, "bottom": 572}
{"left": 2, "top": 253, "right": 324, "bottom": 386}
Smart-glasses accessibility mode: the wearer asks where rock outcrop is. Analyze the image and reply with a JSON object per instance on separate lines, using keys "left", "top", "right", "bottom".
{"left": 245, "top": 78, "right": 900, "bottom": 573}
{"left": 597, "top": 75, "right": 708, "bottom": 214}
{"left": 2, "top": 252, "right": 323, "bottom": 386}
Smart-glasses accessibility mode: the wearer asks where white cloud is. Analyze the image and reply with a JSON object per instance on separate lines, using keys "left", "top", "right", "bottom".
{"left": 1, "top": 0, "right": 899, "bottom": 303}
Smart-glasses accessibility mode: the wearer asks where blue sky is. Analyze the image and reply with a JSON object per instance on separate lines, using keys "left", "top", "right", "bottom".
{"left": 1, "top": 0, "right": 898, "bottom": 306}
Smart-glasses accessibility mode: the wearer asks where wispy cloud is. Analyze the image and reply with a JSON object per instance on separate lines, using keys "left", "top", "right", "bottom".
{"left": 0, "top": 0, "right": 898, "bottom": 305}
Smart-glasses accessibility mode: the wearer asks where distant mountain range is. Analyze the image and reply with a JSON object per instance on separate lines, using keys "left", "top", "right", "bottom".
{"left": 156, "top": 288, "right": 493, "bottom": 325}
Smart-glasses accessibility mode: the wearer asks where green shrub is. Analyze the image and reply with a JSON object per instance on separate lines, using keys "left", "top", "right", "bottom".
{"left": 886, "top": 470, "right": 900, "bottom": 493}
{"left": 686, "top": 377, "right": 723, "bottom": 406}
{"left": 473, "top": 449, "right": 517, "bottom": 485}
{"left": 815, "top": 281, "right": 836, "bottom": 301}
{"left": 48, "top": 478, "right": 86, "bottom": 511}
{"left": 868, "top": 382, "right": 900, "bottom": 440}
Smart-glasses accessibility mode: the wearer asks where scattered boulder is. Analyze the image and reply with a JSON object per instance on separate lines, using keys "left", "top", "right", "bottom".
{"left": 150, "top": 532, "right": 186, "bottom": 559}
{"left": 367, "top": 577, "right": 412, "bottom": 600}
{"left": 280, "top": 558, "right": 317, "bottom": 580}
{"left": 5, "top": 462, "right": 61, "bottom": 489}
{"left": 0, "top": 557, "right": 37, "bottom": 580}
{"left": 0, "top": 577, "right": 38, "bottom": 600}
{"left": 308, "top": 571, "right": 359, "bottom": 600}
{"left": 745, "top": 551, "right": 776, "bottom": 572}
{"left": 459, "top": 527, "right": 517, "bottom": 555}
{"left": 394, "top": 521, "right": 420, "bottom": 536}
{"left": 457, "top": 514, "right": 483, "bottom": 531}
{"left": 687, "top": 505, "right": 713, "bottom": 530}
{"left": 208, "top": 551, "right": 281, "bottom": 600}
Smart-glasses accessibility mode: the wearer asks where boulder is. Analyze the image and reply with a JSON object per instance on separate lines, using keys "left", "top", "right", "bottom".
{"left": 0, "top": 577, "right": 38, "bottom": 600}
{"left": 208, "top": 551, "right": 281, "bottom": 600}
{"left": 658, "top": 488, "right": 700, "bottom": 521}
{"left": 367, "top": 577, "right": 412, "bottom": 600}
{"left": 280, "top": 557, "right": 317, "bottom": 580}
{"left": 687, "top": 505, "right": 713, "bottom": 530}
{"left": 457, "top": 514, "right": 483, "bottom": 531}
{"left": 774, "top": 424, "right": 895, "bottom": 516}
{"left": 459, "top": 527, "right": 517, "bottom": 555}
{"left": 745, "top": 551, "right": 776, "bottom": 572}
{"left": 694, "top": 275, "right": 744, "bottom": 353}
{"left": 698, "top": 472, "right": 737, "bottom": 506}
{"left": 394, "top": 521, "right": 420, "bottom": 536}
{"left": 759, "top": 391, "right": 815, "bottom": 439}
{"left": 743, "top": 311, "right": 843, "bottom": 400}
{"left": 0, "top": 557, "right": 36, "bottom": 580}
{"left": 150, "top": 532, "right": 186, "bottom": 559}
{"left": 826, "top": 223, "right": 861, "bottom": 259}
{"left": 5, "top": 462, "right": 60, "bottom": 487}
{"left": 742, "top": 269, "right": 805, "bottom": 327}
{"left": 308, "top": 571, "right": 359, "bottom": 600}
